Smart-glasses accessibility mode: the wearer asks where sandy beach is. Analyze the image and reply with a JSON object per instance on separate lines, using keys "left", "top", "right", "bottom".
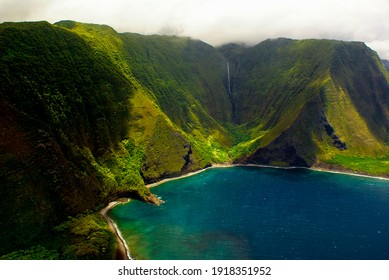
{"left": 146, "top": 167, "right": 213, "bottom": 189}
{"left": 100, "top": 200, "right": 132, "bottom": 260}
{"left": 242, "top": 163, "right": 389, "bottom": 181}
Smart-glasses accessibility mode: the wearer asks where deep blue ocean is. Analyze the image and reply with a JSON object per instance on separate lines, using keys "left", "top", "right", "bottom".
{"left": 109, "top": 166, "right": 389, "bottom": 260}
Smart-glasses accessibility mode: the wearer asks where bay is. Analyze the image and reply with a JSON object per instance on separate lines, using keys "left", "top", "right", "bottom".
{"left": 109, "top": 166, "right": 389, "bottom": 260}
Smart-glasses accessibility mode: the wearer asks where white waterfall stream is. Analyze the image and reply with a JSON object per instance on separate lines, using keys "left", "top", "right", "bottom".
{"left": 227, "top": 61, "right": 232, "bottom": 97}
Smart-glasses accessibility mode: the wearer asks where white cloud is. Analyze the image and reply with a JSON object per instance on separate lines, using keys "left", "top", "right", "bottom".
{"left": 367, "top": 41, "right": 389, "bottom": 61}
{"left": 1, "top": 0, "right": 388, "bottom": 58}
{"left": 0, "top": 0, "right": 49, "bottom": 20}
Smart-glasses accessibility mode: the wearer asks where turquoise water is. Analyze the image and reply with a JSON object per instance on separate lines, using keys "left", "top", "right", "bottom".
{"left": 109, "top": 166, "right": 389, "bottom": 260}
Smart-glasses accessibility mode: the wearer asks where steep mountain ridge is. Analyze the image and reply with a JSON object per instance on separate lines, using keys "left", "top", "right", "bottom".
{"left": 55, "top": 21, "right": 233, "bottom": 140}
{"left": 383, "top": 59, "right": 389, "bottom": 71}
{"left": 0, "top": 21, "right": 143, "bottom": 257}
{"left": 1, "top": 21, "right": 388, "bottom": 259}
{"left": 54, "top": 21, "right": 233, "bottom": 181}
{"left": 220, "top": 39, "right": 389, "bottom": 168}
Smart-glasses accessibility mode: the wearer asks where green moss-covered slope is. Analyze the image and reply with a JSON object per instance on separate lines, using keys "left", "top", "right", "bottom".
{"left": 0, "top": 21, "right": 146, "bottom": 258}
{"left": 1, "top": 21, "right": 388, "bottom": 259}
{"left": 383, "top": 59, "right": 389, "bottom": 72}
{"left": 220, "top": 39, "right": 389, "bottom": 171}
{"left": 55, "top": 21, "right": 233, "bottom": 146}
{"left": 0, "top": 21, "right": 232, "bottom": 258}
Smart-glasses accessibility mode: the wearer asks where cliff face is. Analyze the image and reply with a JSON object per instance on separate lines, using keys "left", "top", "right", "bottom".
{"left": 383, "top": 59, "right": 389, "bottom": 72}
{"left": 220, "top": 39, "right": 389, "bottom": 170}
{"left": 1, "top": 21, "right": 388, "bottom": 258}
{"left": 0, "top": 21, "right": 232, "bottom": 258}
{"left": 0, "top": 22, "right": 141, "bottom": 257}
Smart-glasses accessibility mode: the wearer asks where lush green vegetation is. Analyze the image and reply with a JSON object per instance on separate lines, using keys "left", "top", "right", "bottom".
{"left": 220, "top": 38, "right": 389, "bottom": 164}
{"left": 0, "top": 213, "right": 116, "bottom": 260}
{"left": 0, "top": 246, "right": 59, "bottom": 260}
{"left": 325, "top": 155, "right": 389, "bottom": 176}
{"left": 54, "top": 213, "right": 116, "bottom": 259}
{"left": 383, "top": 59, "right": 389, "bottom": 72}
{"left": 1, "top": 21, "right": 388, "bottom": 259}
{"left": 56, "top": 21, "right": 233, "bottom": 145}
{"left": 0, "top": 21, "right": 149, "bottom": 258}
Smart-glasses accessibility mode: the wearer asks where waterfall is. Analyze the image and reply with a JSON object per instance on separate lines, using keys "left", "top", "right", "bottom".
{"left": 227, "top": 61, "right": 232, "bottom": 97}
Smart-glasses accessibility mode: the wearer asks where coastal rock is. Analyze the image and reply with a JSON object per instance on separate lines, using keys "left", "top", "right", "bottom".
{"left": 146, "top": 194, "right": 165, "bottom": 206}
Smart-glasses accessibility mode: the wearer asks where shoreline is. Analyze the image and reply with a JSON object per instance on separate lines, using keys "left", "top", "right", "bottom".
{"left": 146, "top": 167, "right": 213, "bottom": 189}
{"left": 146, "top": 163, "right": 389, "bottom": 187}
{"left": 310, "top": 165, "right": 389, "bottom": 181}
{"left": 239, "top": 163, "right": 389, "bottom": 181}
{"left": 99, "top": 200, "right": 132, "bottom": 260}
{"left": 101, "top": 162, "right": 389, "bottom": 260}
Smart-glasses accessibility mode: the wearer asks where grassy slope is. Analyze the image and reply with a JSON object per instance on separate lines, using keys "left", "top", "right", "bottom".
{"left": 118, "top": 32, "right": 234, "bottom": 148}
{"left": 0, "top": 21, "right": 233, "bottom": 258}
{"left": 220, "top": 39, "right": 334, "bottom": 159}
{"left": 119, "top": 33, "right": 233, "bottom": 125}
{"left": 220, "top": 39, "right": 389, "bottom": 174}
{"left": 319, "top": 44, "right": 389, "bottom": 174}
{"left": 56, "top": 21, "right": 233, "bottom": 172}
{"left": 383, "top": 59, "right": 389, "bottom": 72}
{"left": 0, "top": 21, "right": 151, "bottom": 258}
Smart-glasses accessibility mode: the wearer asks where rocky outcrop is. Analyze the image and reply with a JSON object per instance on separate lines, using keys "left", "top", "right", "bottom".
{"left": 244, "top": 145, "right": 309, "bottom": 167}
{"left": 181, "top": 143, "right": 193, "bottom": 171}
{"left": 321, "top": 116, "right": 348, "bottom": 150}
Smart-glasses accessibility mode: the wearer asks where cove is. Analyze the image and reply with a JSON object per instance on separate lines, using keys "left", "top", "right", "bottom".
{"left": 109, "top": 166, "right": 389, "bottom": 260}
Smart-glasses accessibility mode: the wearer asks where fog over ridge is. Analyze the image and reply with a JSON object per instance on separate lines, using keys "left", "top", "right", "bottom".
{"left": 1, "top": 0, "right": 388, "bottom": 59}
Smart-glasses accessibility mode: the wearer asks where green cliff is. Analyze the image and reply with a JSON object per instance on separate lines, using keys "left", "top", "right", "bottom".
{"left": 0, "top": 21, "right": 388, "bottom": 259}
{"left": 220, "top": 39, "right": 389, "bottom": 172}
{"left": 383, "top": 59, "right": 389, "bottom": 72}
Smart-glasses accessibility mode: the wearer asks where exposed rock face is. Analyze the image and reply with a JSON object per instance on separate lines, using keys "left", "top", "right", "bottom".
{"left": 245, "top": 145, "right": 309, "bottom": 167}
{"left": 140, "top": 117, "right": 207, "bottom": 183}
{"left": 321, "top": 117, "right": 348, "bottom": 151}
{"left": 182, "top": 143, "right": 193, "bottom": 171}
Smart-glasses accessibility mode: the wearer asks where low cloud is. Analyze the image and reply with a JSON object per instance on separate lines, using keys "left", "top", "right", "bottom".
{"left": 367, "top": 41, "right": 389, "bottom": 61}
{"left": 1, "top": 0, "right": 388, "bottom": 59}
{"left": 0, "top": 0, "right": 48, "bottom": 21}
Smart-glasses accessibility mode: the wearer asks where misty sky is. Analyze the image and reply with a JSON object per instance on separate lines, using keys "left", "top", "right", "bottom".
{"left": 1, "top": 0, "right": 388, "bottom": 59}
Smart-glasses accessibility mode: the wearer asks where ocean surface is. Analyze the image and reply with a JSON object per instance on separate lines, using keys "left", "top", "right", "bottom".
{"left": 109, "top": 166, "right": 389, "bottom": 260}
